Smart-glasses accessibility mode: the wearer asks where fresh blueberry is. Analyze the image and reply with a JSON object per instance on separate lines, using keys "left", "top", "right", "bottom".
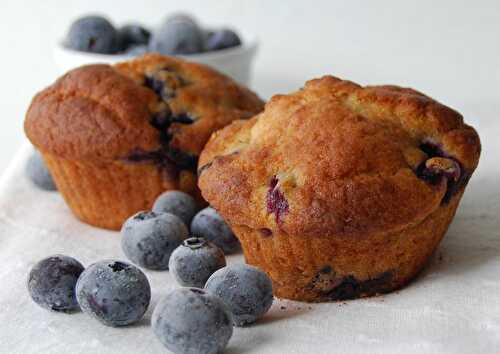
{"left": 117, "top": 24, "right": 150, "bottom": 50}
{"left": 27, "top": 255, "right": 84, "bottom": 312}
{"left": 191, "top": 207, "right": 240, "bottom": 254}
{"left": 202, "top": 29, "right": 215, "bottom": 44}
{"left": 169, "top": 237, "right": 226, "bottom": 288}
{"left": 26, "top": 150, "right": 57, "bottom": 191}
{"left": 149, "top": 17, "right": 204, "bottom": 55}
{"left": 125, "top": 44, "right": 148, "bottom": 56}
{"left": 152, "top": 287, "right": 233, "bottom": 354}
{"left": 164, "top": 13, "right": 198, "bottom": 26}
{"left": 65, "top": 15, "right": 119, "bottom": 54}
{"left": 152, "top": 190, "right": 198, "bottom": 226}
{"left": 205, "top": 264, "right": 274, "bottom": 326}
{"left": 76, "top": 260, "right": 151, "bottom": 327}
{"left": 204, "top": 29, "right": 241, "bottom": 51}
{"left": 121, "top": 211, "right": 188, "bottom": 270}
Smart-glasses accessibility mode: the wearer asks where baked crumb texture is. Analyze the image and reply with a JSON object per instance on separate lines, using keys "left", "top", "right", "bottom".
{"left": 198, "top": 76, "right": 481, "bottom": 301}
{"left": 24, "top": 54, "right": 263, "bottom": 230}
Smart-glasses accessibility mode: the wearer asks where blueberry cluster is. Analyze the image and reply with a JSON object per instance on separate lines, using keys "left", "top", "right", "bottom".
{"left": 64, "top": 13, "right": 242, "bottom": 56}
{"left": 121, "top": 190, "right": 240, "bottom": 272}
{"left": 27, "top": 256, "right": 151, "bottom": 327}
{"left": 28, "top": 189, "right": 274, "bottom": 353}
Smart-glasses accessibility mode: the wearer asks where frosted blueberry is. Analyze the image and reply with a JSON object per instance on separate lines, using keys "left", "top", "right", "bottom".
{"left": 27, "top": 255, "right": 84, "bottom": 312}
{"left": 169, "top": 237, "right": 226, "bottom": 288}
{"left": 152, "top": 287, "right": 233, "bottom": 354}
{"left": 205, "top": 264, "right": 273, "bottom": 326}
{"left": 152, "top": 190, "right": 198, "bottom": 226}
{"left": 121, "top": 211, "right": 188, "bottom": 270}
{"left": 191, "top": 207, "right": 240, "bottom": 254}
{"left": 76, "top": 260, "right": 151, "bottom": 327}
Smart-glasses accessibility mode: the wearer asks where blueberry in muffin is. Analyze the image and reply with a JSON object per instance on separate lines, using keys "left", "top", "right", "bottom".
{"left": 198, "top": 75, "right": 481, "bottom": 302}
{"left": 24, "top": 54, "right": 263, "bottom": 230}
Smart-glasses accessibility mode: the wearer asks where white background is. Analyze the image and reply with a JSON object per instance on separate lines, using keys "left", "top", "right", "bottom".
{"left": 0, "top": 0, "right": 499, "bottom": 169}
{"left": 1, "top": 2, "right": 500, "bottom": 353}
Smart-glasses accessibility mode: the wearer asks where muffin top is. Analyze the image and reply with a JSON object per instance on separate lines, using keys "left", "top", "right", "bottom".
{"left": 198, "top": 76, "right": 481, "bottom": 238}
{"left": 24, "top": 54, "right": 263, "bottom": 171}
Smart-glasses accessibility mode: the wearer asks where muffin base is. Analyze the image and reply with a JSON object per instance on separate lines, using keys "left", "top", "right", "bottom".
{"left": 234, "top": 194, "right": 462, "bottom": 302}
{"left": 43, "top": 153, "right": 201, "bottom": 230}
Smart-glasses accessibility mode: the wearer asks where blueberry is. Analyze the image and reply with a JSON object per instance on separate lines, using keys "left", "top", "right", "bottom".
{"left": 26, "top": 150, "right": 57, "bottom": 191}
{"left": 152, "top": 288, "right": 233, "bottom": 354}
{"left": 149, "top": 17, "right": 204, "bottom": 55}
{"left": 190, "top": 207, "right": 240, "bottom": 254}
{"left": 205, "top": 264, "right": 273, "bottom": 326}
{"left": 65, "top": 15, "right": 119, "bottom": 54}
{"left": 27, "top": 255, "right": 84, "bottom": 312}
{"left": 266, "top": 176, "right": 289, "bottom": 223}
{"left": 169, "top": 237, "right": 226, "bottom": 288}
{"left": 152, "top": 190, "right": 198, "bottom": 226}
{"left": 202, "top": 29, "right": 215, "bottom": 44}
{"left": 204, "top": 29, "right": 241, "bottom": 51}
{"left": 164, "top": 13, "right": 198, "bottom": 26}
{"left": 76, "top": 260, "right": 151, "bottom": 327}
{"left": 126, "top": 44, "right": 148, "bottom": 56}
{"left": 117, "top": 24, "right": 150, "bottom": 50}
{"left": 121, "top": 211, "right": 188, "bottom": 270}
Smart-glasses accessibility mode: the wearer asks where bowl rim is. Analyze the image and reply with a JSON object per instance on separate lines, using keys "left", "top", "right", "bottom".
{"left": 55, "top": 33, "right": 259, "bottom": 61}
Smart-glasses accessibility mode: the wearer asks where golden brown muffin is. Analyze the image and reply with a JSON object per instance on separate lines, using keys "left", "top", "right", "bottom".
{"left": 198, "top": 76, "right": 481, "bottom": 302}
{"left": 24, "top": 54, "right": 264, "bottom": 230}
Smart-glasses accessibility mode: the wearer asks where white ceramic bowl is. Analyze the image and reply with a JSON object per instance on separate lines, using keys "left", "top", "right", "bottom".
{"left": 53, "top": 33, "right": 258, "bottom": 85}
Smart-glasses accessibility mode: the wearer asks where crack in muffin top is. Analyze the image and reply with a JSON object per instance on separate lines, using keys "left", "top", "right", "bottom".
{"left": 198, "top": 76, "right": 481, "bottom": 238}
{"left": 25, "top": 54, "right": 264, "bottom": 162}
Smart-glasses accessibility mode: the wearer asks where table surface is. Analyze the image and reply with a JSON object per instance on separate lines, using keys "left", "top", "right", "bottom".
{"left": 2, "top": 2, "right": 500, "bottom": 352}
{"left": 0, "top": 106, "right": 499, "bottom": 354}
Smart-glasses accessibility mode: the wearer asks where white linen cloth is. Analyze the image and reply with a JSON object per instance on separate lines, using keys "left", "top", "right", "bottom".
{"left": 0, "top": 121, "right": 499, "bottom": 354}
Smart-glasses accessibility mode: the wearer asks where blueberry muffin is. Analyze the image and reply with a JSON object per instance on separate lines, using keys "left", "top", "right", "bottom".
{"left": 24, "top": 54, "right": 263, "bottom": 230}
{"left": 198, "top": 76, "right": 481, "bottom": 302}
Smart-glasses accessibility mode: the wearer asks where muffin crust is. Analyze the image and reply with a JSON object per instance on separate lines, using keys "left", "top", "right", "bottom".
{"left": 24, "top": 54, "right": 264, "bottom": 229}
{"left": 198, "top": 76, "right": 480, "bottom": 301}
